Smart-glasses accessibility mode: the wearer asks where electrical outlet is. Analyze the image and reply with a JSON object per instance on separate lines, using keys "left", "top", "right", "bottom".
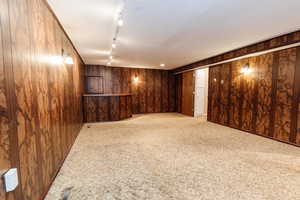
{"left": 4, "top": 168, "right": 19, "bottom": 192}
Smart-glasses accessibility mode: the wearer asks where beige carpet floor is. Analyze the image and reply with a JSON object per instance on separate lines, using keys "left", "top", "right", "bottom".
{"left": 45, "top": 113, "right": 300, "bottom": 200}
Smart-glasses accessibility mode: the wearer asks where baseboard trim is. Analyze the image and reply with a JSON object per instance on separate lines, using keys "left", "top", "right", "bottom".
{"left": 208, "top": 120, "right": 300, "bottom": 148}
{"left": 40, "top": 124, "right": 84, "bottom": 200}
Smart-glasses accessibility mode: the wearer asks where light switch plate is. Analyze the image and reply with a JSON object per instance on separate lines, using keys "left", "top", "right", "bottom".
{"left": 4, "top": 168, "right": 18, "bottom": 192}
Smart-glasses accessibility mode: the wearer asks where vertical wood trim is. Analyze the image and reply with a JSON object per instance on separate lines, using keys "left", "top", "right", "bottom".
{"left": 269, "top": 52, "right": 280, "bottom": 137}
{"left": 26, "top": 0, "right": 46, "bottom": 192}
{"left": 227, "top": 63, "right": 232, "bottom": 125}
{"left": 1, "top": 0, "right": 23, "bottom": 199}
{"left": 238, "top": 60, "right": 247, "bottom": 128}
{"left": 251, "top": 62, "right": 259, "bottom": 133}
{"left": 207, "top": 68, "right": 212, "bottom": 121}
{"left": 217, "top": 66, "right": 222, "bottom": 122}
{"left": 290, "top": 47, "right": 300, "bottom": 143}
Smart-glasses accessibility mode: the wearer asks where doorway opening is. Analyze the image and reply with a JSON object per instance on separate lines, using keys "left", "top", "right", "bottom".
{"left": 194, "top": 68, "right": 209, "bottom": 119}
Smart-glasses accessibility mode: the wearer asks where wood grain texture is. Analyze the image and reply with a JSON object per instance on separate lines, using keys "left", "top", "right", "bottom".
{"left": 110, "top": 96, "right": 120, "bottom": 121}
{"left": 182, "top": 71, "right": 194, "bottom": 116}
{"left": 0, "top": 0, "right": 84, "bottom": 199}
{"left": 154, "top": 70, "right": 162, "bottom": 113}
{"left": 241, "top": 58, "right": 256, "bottom": 132}
{"left": 83, "top": 95, "right": 132, "bottom": 122}
{"left": 138, "top": 69, "right": 147, "bottom": 113}
{"left": 207, "top": 47, "right": 300, "bottom": 147}
{"left": 86, "top": 77, "right": 103, "bottom": 94}
{"left": 0, "top": 4, "right": 13, "bottom": 198}
{"left": 219, "top": 63, "right": 231, "bottom": 125}
{"left": 175, "top": 74, "right": 182, "bottom": 113}
{"left": 229, "top": 60, "right": 242, "bottom": 129}
{"left": 168, "top": 72, "right": 176, "bottom": 112}
{"left": 273, "top": 48, "right": 296, "bottom": 142}
{"left": 255, "top": 53, "right": 273, "bottom": 136}
{"left": 208, "top": 66, "right": 220, "bottom": 122}
{"left": 98, "top": 97, "right": 109, "bottom": 121}
{"left": 85, "top": 65, "right": 176, "bottom": 114}
{"left": 120, "top": 96, "right": 127, "bottom": 119}
{"left": 146, "top": 69, "right": 154, "bottom": 113}
{"left": 83, "top": 97, "right": 98, "bottom": 122}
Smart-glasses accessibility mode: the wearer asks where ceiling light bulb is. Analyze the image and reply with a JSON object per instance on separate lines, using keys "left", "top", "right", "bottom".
{"left": 112, "top": 43, "right": 116, "bottom": 48}
{"left": 160, "top": 64, "right": 165, "bottom": 67}
{"left": 118, "top": 19, "right": 124, "bottom": 26}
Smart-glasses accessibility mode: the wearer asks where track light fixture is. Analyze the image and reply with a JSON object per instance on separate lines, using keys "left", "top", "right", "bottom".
{"left": 106, "top": 1, "right": 126, "bottom": 66}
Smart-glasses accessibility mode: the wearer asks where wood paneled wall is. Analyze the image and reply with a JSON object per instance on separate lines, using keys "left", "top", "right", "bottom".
{"left": 85, "top": 65, "right": 176, "bottom": 113}
{"left": 207, "top": 47, "right": 300, "bottom": 146}
{"left": 83, "top": 95, "right": 132, "bottom": 122}
{"left": 0, "top": 0, "right": 84, "bottom": 200}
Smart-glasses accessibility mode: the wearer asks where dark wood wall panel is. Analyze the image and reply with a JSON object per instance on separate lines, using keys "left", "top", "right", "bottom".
{"left": 85, "top": 65, "right": 176, "bottom": 114}
{"left": 83, "top": 95, "right": 132, "bottom": 122}
{"left": 297, "top": 105, "right": 300, "bottom": 144}
{"left": 138, "top": 69, "right": 147, "bottom": 113}
{"left": 219, "top": 63, "right": 231, "bottom": 125}
{"left": 208, "top": 67, "right": 220, "bottom": 122}
{"left": 229, "top": 61, "right": 242, "bottom": 129}
{"left": 110, "top": 97, "right": 120, "bottom": 121}
{"left": 168, "top": 73, "right": 176, "bottom": 112}
{"left": 175, "top": 74, "right": 182, "bottom": 113}
{"left": 273, "top": 48, "right": 296, "bottom": 142}
{"left": 255, "top": 54, "right": 273, "bottom": 136}
{"left": 241, "top": 58, "right": 256, "bottom": 132}
{"left": 0, "top": 2, "right": 14, "bottom": 198}
{"left": 131, "top": 68, "right": 139, "bottom": 114}
{"left": 146, "top": 70, "right": 154, "bottom": 113}
{"left": 83, "top": 97, "right": 97, "bottom": 122}
{"left": 0, "top": 0, "right": 84, "bottom": 199}
{"left": 161, "top": 71, "right": 169, "bottom": 113}
{"left": 154, "top": 70, "right": 162, "bottom": 113}
{"left": 207, "top": 47, "right": 300, "bottom": 147}
{"left": 98, "top": 97, "right": 109, "bottom": 121}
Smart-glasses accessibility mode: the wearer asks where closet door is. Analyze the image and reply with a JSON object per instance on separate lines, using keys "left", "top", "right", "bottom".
{"left": 182, "top": 71, "right": 195, "bottom": 116}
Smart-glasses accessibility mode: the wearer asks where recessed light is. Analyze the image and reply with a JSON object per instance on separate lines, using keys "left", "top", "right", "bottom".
{"left": 109, "top": 56, "right": 113, "bottom": 60}
{"left": 107, "top": 62, "right": 111, "bottom": 65}
{"left": 112, "top": 43, "right": 116, "bottom": 48}
{"left": 160, "top": 64, "right": 165, "bottom": 67}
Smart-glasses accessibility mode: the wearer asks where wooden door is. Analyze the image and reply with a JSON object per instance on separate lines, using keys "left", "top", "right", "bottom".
{"left": 182, "top": 71, "right": 195, "bottom": 116}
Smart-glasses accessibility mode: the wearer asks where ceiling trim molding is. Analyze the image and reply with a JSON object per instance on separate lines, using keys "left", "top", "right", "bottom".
{"left": 173, "top": 29, "right": 300, "bottom": 74}
{"left": 174, "top": 42, "right": 300, "bottom": 74}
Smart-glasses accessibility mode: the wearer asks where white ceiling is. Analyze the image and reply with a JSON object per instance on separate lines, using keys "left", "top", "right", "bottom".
{"left": 47, "top": 0, "right": 300, "bottom": 69}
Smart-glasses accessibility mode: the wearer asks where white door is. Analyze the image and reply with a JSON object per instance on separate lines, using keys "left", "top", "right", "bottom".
{"left": 194, "top": 68, "right": 208, "bottom": 117}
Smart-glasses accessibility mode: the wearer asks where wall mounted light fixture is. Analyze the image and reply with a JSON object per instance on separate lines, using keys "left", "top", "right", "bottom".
{"left": 61, "top": 49, "right": 74, "bottom": 65}
{"left": 133, "top": 75, "right": 139, "bottom": 83}
{"left": 64, "top": 56, "right": 74, "bottom": 64}
{"left": 241, "top": 63, "right": 251, "bottom": 74}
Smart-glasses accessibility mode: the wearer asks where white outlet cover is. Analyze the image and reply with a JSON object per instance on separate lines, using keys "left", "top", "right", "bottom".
{"left": 4, "top": 168, "right": 19, "bottom": 192}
